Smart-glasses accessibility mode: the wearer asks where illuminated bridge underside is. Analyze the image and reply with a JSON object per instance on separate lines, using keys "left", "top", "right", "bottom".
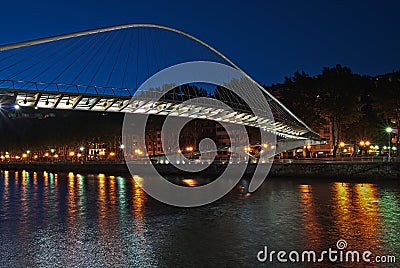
{"left": 11, "top": 89, "right": 309, "bottom": 140}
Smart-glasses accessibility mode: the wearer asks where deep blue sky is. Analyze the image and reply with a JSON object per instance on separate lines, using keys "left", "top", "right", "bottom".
{"left": 1, "top": 0, "right": 399, "bottom": 85}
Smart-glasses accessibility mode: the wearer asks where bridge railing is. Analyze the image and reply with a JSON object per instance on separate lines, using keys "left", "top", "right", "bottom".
{"left": 0, "top": 79, "right": 134, "bottom": 97}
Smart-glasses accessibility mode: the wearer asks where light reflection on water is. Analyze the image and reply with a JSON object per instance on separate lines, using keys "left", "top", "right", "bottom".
{"left": 0, "top": 170, "right": 399, "bottom": 267}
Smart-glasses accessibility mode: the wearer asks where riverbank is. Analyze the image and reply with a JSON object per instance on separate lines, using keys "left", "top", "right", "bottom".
{"left": 1, "top": 161, "right": 399, "bottom": 179}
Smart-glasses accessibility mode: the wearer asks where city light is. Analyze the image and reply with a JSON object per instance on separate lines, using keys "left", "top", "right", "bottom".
{"left": 69, "top": 151, "right": 75, "bottom": 156}
{"left": 385, "top": 127, "right": 393, "bottom": 158}
{"left": 359, "top": 141, "right": 365, "bottom": 146}
{"left": 14, "top": 104, "right": 20, "bottom": 110}
{"left": 79, "top": 146, "right": 84, "bottom": 152}
{"left": 339, "top": 142, "right": 345, "bottom": 148}
{"left": 185, "top": 146, "right": 194, "bottom": 152}
{"left": 262, "top": 143, "right": 268, "bottom": 148}
{"left": 134, "top": 149, "right": 143, "bottom": 155}
{"left": 109, "top": 152, "right": 116, "bottom": 156}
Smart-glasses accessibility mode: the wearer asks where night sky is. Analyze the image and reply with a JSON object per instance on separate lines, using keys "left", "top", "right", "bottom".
{"left": 0, "top": 0, "right": 399, "bottom": 85}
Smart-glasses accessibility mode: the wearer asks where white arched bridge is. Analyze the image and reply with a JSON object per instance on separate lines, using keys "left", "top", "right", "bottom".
{"left": 0, "top": 24, "right": 323, "bottom": 152}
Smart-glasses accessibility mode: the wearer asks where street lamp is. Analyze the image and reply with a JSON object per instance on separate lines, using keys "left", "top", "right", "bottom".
{"left": 79, "top": 146, "right": 85, "bottom": 161}
{"left": 385, "top": 127, "right": 392, "bottom": 158}
{"left": 359, "top": 141, "right": 370, "bottom": 155}
{"left": 50, "top": 148, "right": 55, "bottom": 162}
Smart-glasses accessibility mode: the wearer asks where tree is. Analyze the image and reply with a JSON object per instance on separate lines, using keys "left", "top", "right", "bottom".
{"left": 371, "top": 72, "right": 400, "bottom": 155}
{"left": 315, "top": 65, "right": 364, "bottom": 156}
{"left": 279, "top": 70, "right": 326, "bottom": 130}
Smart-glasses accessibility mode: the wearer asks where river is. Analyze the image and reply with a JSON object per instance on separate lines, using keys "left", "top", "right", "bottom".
{"left": 0, "top": 170, "right": 399, "bottom": 267}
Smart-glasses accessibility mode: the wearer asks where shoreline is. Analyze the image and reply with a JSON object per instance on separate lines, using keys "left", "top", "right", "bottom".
{"left": 1, "top": 161, "right": 399, "bottom": 179}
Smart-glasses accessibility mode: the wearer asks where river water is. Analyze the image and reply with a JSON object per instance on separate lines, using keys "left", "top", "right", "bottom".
{"left": 0, "top": 170, "right": 399, "bottom": 267}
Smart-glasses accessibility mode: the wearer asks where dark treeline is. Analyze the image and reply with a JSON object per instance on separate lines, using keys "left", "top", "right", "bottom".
{"left": 0, "top": 110, "right": 123, "bottom": 151}
{"left": 266, "top": 64, "right": 400, "bottom": 156}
